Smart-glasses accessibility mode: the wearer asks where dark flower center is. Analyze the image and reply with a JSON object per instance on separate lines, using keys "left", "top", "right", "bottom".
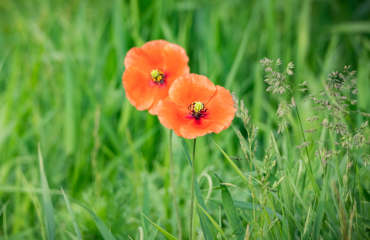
{"left": 151, "top": 69, "right": 166, "bottom": 85}
{"left": 188, "top": 101, "right": 207, "bottom": 120}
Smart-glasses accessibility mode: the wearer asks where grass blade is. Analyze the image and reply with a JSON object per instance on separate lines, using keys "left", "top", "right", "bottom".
{"left": 38, "top": 144, "right": 55, "bottom": 240}
{"left": 1, "top": 201, "right": 8, "bottom": 240}
{"left": 64, "top": 62, "right": 75, "bottom": 155}
{"left": 214, "top": 140, "right": 263, "bottom": 186}
{"left": 209, "top": 199, "right": 284, "bottom": 221}
{"left": 331, "top": 22, "right": 370, "bottom": 34}
{"left": 225, "top": 26, "right": 249, "bottom": 89}
{"left": 182, "top": 138, "right": 216, "bottom": 239}
{"left": 77, "top": 203, "right": 116, "bottom": 240}
{"left": 216, "top": 176, "right": 244, "bottom": 239}
{"left": 194, "top": 180, "right": 217, "bottom": 240}
{"left": 196, "top": 202, "right": 225, "bottom": 238}
{"left": 142, "top": 214, "right": 177, "bottom": 240}
{"left": 183, "top": 138, "right": 217, "bottom": 240}
{"left": 181, "top": 138, "right": 192, "bottom": 166}
{"left": 61, "top": 189, "right": 82, "bottom": 240}
{"left": 213, "top": 140, "right": 248, "bottom": 184}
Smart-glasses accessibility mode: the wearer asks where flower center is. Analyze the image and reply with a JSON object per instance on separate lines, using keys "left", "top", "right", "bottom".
{"left": 150, "top": 69, "right": 166, "bottom": 85}
{"left": 188, "top": 101, "right": 207, "bottom": 120}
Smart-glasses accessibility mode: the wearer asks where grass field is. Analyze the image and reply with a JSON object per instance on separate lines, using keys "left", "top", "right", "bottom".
{"left": 0, "top": 0, "right": 369, "bottom": 239}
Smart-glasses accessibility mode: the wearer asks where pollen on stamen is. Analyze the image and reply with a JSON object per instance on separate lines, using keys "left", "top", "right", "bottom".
{"left": 193, "top": 102, "right": 204, "bottom": 113}
{"left": 188, "top": 101, "right": 207, "bottom": 120}
{"left": 150, "top": 69, "right": 166, "bottom": 85}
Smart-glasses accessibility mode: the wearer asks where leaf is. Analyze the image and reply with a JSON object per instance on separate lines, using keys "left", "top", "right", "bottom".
{"left": 61, "top": 189, "right": 82, "bottom": 240}
{"left": 331, "top": 22, "right": 370, "bottom": 34}
{"left": 38, "top": 144, "right": 55, "bottom": 240}
{"left": 213, "top": 140, "right": 248, "bottom": 183}
{"left": 194, "top": 181, "right": 217, "bottom": 240}
{"left": 216, "top": 175, "right": 244, "bottom": 239}
{"left": 64, "top": 62, "right": 75, "bottom": 155}
{"left": 313, "top": 182, "right": 327, "bottom": 239}
{"left": 180, "top": 138, "right": 192, "bottom": 166}
{"left": 141, "top": 179, "right": 156, "bottom": 240}
{"left": 142, "top": 214, "right": 177, "bottom": 240}
{"left": 196, "top": 202, "right": 225, "bottom": 237}
{"left": 182, "top": 139, "right": 216, "bottom": 240}
{"left": 235, "top": 201, "right": 283, "bottom": 221}
{"left": 77, "top": 203, "right": 116, "bottom": 240}
{"left": 225, "top": 25, "right": 249, "bottom": 88}
{"left": 208, "top": 199, "right": 284, "bottom": 221}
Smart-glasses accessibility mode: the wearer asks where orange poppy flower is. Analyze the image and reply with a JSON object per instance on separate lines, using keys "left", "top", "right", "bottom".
{"left": 157, "top": 74, "right": 236, "bottom": 139}
{"left": 122, "top": 40, "right": 190, "bottom": 114}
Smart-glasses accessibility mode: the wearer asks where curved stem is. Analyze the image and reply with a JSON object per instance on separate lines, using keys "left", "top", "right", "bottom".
{"left": 189, "top": 138, "right": 197, "bottom": 240}
{"left": 169, "top": 131, "right": 182, "bottom": 239}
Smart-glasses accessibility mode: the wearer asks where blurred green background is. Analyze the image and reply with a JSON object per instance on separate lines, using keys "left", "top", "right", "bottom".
{"left": 0, "top": 0, "right": 369, "bottom": 239}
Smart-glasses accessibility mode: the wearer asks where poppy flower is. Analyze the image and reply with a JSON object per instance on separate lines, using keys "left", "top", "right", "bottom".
{"left": 157, "top": 74, "right": 236, "bottom": 139}
{"left": 122, "top": 40, "right": 190, "bottom": 114}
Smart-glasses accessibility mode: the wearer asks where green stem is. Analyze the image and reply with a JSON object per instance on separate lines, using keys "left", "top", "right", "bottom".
{"left": 189, "top": 138, "right": 197, "bottom": 240}
{"left": 295, "top": 106, "right": 319, "bottom": 193}
{"left": 295, "top": 107, "right": 311, "bottom": 170}
{"left": 169, "top": 131, "right": 182, "bottom": 240}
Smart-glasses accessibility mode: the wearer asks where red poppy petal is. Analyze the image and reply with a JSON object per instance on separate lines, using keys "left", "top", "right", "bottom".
{"left": 124, "top": 47, "right": 153, "bottom": 73}
{"left": 162, "top": 43, "right": 190, "bottom": 84}
{"left": 122, "top": 67, "right": 154, "bottom": 110}
{"left": 141, "top": 40, "right": 168, "bottom": 67}
{"left": 157, "top": 98, "right": 189, "bottom": 134}
{"left": 169, "top": 74, "right": 216, "bottom": 107}
{"left": 204, "top": 86, "right": 236, "bottom": 133}
{"left": 123, "top": 40, "right": 192, "bottom": 115}
{"left": 178, "top": 119, "right": 213, "bottom": 139}
{"left": 148, "top": 85, "right": 171, "bottom": 115}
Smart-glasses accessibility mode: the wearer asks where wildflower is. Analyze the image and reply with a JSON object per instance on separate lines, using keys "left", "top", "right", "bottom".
{"left": 157, "top": 74, "right": 236, "bottom": 139}
{"left": 122, "top": 40, "right": 190, "bottom": 114}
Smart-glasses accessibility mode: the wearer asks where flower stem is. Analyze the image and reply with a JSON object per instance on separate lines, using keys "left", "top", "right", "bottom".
{"left": 169, "top": 130, "right": 182, "bottom": 240}
{"left": 189, "top": 138, "right": 197, "bottom": 240}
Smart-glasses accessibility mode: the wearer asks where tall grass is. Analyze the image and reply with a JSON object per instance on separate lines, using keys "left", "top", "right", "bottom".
{"left": 0, "top": 0, "right": 369, "bottom": 239}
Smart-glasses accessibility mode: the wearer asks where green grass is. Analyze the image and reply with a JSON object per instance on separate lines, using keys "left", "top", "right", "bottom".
{"left": 0, "top": 0, "right": 369, "bottom": 239}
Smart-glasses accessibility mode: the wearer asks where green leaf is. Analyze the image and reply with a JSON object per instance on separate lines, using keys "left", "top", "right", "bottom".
{"left": 77, "top": 203, "right": 116, "bottom": 240}
{"left": 313, "top": 181, "right": 327, "bottom": 239}
{"left": 196, "top": 202, "right": 225, "bottom": 237}
{"left": 142, "top": 214, "right": 177, "bottom": 240}
{"left": 64, "top": 62, "right": 75, "bottom": 155}
{"left": 213, "top": 140, "right": 253, "bottom": 185}
{"left": 61, "top": 189, "right": 82, "bottom": 240}
{"left": 331, "top": 22, "right": 370, "bottom": 34}
{"left": 208, "top": 199, "right": 284, "bottom": 221}
{"left": 235, "top": 201, "right": 283, "bottom": 221}
{"left": 38, "top": 144, "right": 55, "bottom": 240}
{"left": 180, "top": 138, "right": 192, "bottom": 166}
{"left": 182, "top": 139, "right": 217, "bottom": 240}
{"left": 225, "top": 25, "right": 249, "bottom": 89}
{"left": 141, "top": 179, "right": 156, "bottom": 240}
{"left": 194, "top": 181, "right": 217, "bottom": 240}
{"left": 216, "top": 175, "right": 244, "bottom": 239}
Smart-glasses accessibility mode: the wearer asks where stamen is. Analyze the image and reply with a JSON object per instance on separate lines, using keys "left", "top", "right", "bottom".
{"left": 193, "top": 102, "right": 204, "bottom": 113}
{"left": 151, "top": 69, "right": 166, "bottom": 85}
{"left": 188, "top": 101, "right": 207, "bottom": 120}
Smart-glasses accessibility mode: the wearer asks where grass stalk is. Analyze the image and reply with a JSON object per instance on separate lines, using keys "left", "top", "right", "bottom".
{"left": 294, "top": 105, "right": 320, "bottom": 193}
{"left": 189, "top": 138, "right": 197, "bottom": 240}
{"left": 168, "top": 130, "right": 182, "bottom": 239}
